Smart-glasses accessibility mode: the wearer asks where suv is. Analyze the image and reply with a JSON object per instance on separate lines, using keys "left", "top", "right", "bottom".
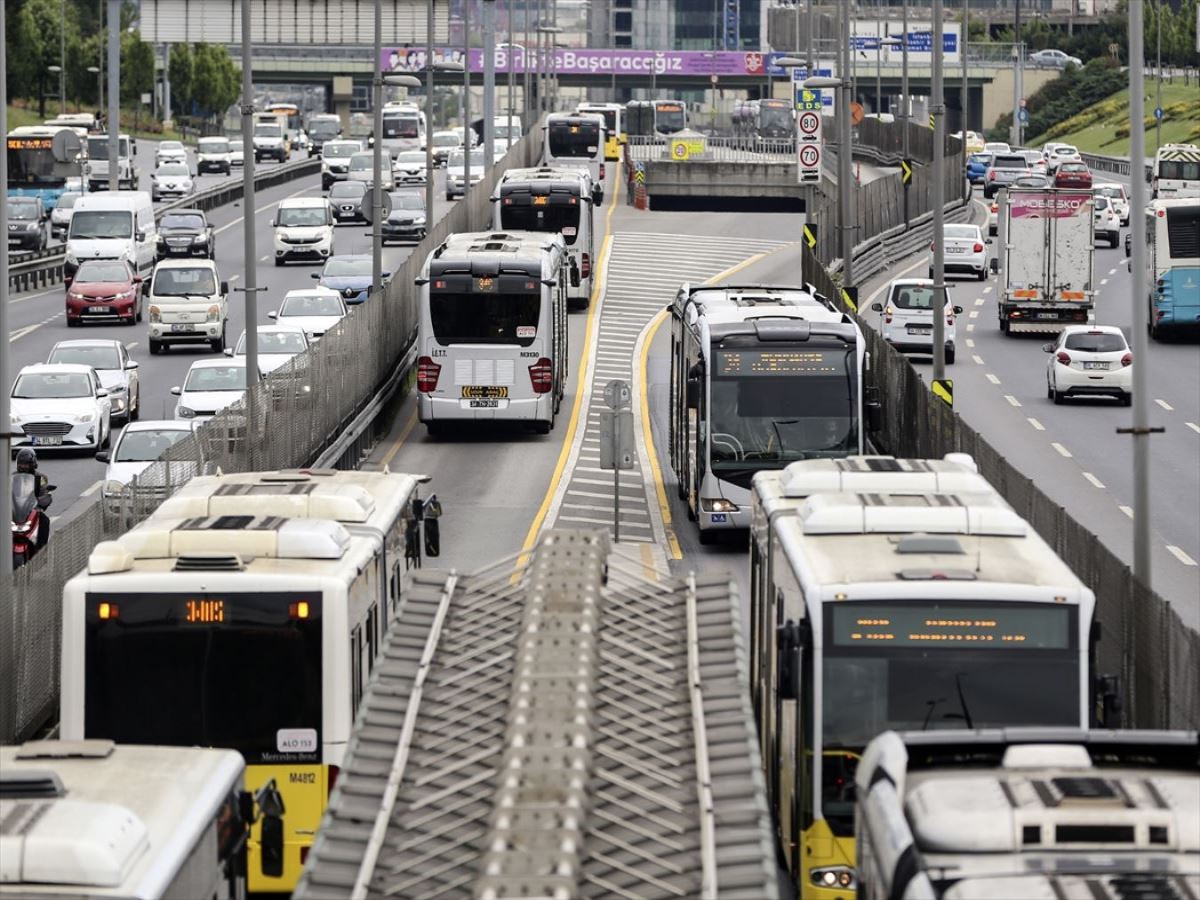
{"left": 196, "top": 136, "right": 233, "bottom": 175}
{"left": 871, "top": 278, "right": 963, "bottom": 364}
{"left": 156, "top": 209, "right": 215, "bottom": 260}
{"left": 146, "top": 258, "right": 229, "bottom": 354}
{"left": 253, "top": 121, "right": 289, "bottom": 163}
{"left": 1092, "top": 195, "right": 1120, "bottom": 247}
{"left": 983, "top": 153, "right": 1031, "bottom": 198}
{"left": 320, "top": 139, "right": 362, "bottom": 190}
{"left": 50, "top": 191, "right": 80, "bottom": 240}
{"left": 274, "top": 196, "right": 334, "bottom": 266}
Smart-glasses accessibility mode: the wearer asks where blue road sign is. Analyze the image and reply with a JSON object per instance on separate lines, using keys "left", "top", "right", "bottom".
{"left": 1154, "top": 106, "right": 1164, "bottom": 120}
{"left": 1018, "top": 108, "right": 1030, "bottom": 124}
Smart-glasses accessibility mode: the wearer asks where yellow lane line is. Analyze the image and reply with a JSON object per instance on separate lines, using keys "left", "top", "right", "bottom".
{"left": 378, "top": 408, "right": 419, "bottom": 468}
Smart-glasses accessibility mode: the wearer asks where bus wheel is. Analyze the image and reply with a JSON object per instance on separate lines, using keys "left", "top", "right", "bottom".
{"left": 534, "top": 420, "right": 552, "bottom": 435}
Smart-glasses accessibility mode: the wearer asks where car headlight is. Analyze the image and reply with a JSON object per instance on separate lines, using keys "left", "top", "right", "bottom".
{"left": 207, "top": 304, "right": 221, "bottom": 322}
{"left": 177, "top": 406, "right": 195, "bottom": 418}
{"left": 193, "top": 234, "right": 207, "bottom": 243}
{"left": 10, "top": 415, "right": 22, "bottom": 425}
{"left": 149, "top": 305, "right": 161, "bottom": 322}
{"left": 811, "top": 867, "right": 855, "bottom": 890}
{"left": 68, "top": 290, "right": 86, "bottom": 301}
{"left": 413, "top": 216, "right": 426, "bottom": 225}
{"left": 108, "top": 384, "right": 127, "bottom": 394}
{"left": 65, "top": 251, "right": 78, "bottom": 265}
{"left": 114, "top": 290, "right": 133, "bottom": 300}
{"left": 77, "top": 412, "right": 95, "bottom": 423}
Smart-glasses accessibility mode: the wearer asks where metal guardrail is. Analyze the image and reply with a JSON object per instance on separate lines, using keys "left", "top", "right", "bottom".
{"left": 6, "top": 158, "right": 320, "bottom": 295}
{"left": 1079, "top": 151, "right": 1153, "bottom": 181}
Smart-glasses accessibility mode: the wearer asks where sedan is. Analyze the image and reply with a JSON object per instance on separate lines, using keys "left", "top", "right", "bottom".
{"left": 381, "top": 192, "right": 427, "bottom": 244}
{"left": 65, "top": 258, "right": 142, "bottom": 326}
{"left": 228, "top": 325, "right": 309, "bottom": 375}
{"left": 1044, "top": 326, "right": 1131, "bottom": 406}
{"left": 7, "top": 196, "right": 47, "bottom": 251}
{"left": 1054, "top": 161, "right": 1093, "bottom": 189}
{"left": 10, "top": 363, "right": 112, "bottom": 451}
{"left": 47, "top": 339, "right": 141, "bottom": 423}
{"left": 96, "top": 419, "right": 202, "bottom": 516}
{"left": 268, "top": 288, "right": 348, "bottom": 341}
{"left": 445, "top": 149, "right": 487, "bottom": 200}
{"left": 313, "top": 255, "right": 379, "bottom": 305}
{"left": 348, "top": 151, "right": 394, "bottom": 190}
{"left": 329, "top": 180, "right": 368, "bottom": 224}
{"left": 1029, "top": 48, "right": 1082, "bottom": 69}
{"left": 230, "top": 145, "right": 245, "bottom": 167}
{"left": 966, "top": 153, "right": 992, "bottom": 184}
{"left": 155, "top": 140, "right": 188, "bottom": 167}
{"left": 931, "top": 224, "right": 988, "bottom": 281}
{"left": 151, "top": 163, "right": 195, "bottom": 201}
{"left": 171, "top": 358, "right": 255, "bottom": 423}
{"left": 156, "top": 209, "right": 215, "bottom": 259}
{"left": 393, "top": 150, "right": 428, "bottom": 185}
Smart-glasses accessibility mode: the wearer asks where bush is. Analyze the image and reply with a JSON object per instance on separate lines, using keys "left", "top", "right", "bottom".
{"left": 989, "top": 59, "right": 1126, "bottom": 143}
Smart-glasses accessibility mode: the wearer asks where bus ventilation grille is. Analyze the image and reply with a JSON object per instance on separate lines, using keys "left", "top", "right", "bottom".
{"left": 0, "top": 772, "right": 66, "bottom": 800}
{"left": 174, "top": 553, "right": 246, "bottom": 572}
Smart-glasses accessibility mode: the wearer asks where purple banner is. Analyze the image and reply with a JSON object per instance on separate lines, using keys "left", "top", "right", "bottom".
{"left": 382, "top": 47, "right": 780, "bottom": 77}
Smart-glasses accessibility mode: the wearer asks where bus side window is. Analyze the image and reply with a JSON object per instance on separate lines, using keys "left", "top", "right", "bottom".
{"left": 367, "top": 604, "right": 377, "bottom": 674}
{"left": 351, "top": 627, "right": 364, "bottom": 713}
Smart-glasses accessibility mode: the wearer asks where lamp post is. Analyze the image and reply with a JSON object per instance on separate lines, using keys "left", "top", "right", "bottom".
{"left": 931, "top": 0, "right": 947, "bottom": 381}
{"left": 483, "top": 0, "right": 497, "bottom": 165}
{"left": 373, "top": 74, "right": 422, "bottom": 300}
{"left": 59, "top": 0, "right": 66, "bottom": 109}
{"left": 106, "top": 0, "right": 119, "bottom": 192}
{"left": 49, "top": 66, "right": 64, "bottom": 113}
{"left": 537, "top": 23, "right": 562, "bottom": 114}
{"left": 776, "top": 56, "right": 805, "bottom": 182}
{"left": 2, "top": 0, "right": 11, "bottom": 579}
{"left": 805, "top": 74, "right": 851, "bottom": 284}
{"left": 423, "top": 61, "right": 464, "bottom": 225}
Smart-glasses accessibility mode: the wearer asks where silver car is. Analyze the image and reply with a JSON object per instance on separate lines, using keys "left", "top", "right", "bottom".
{"left": 46, "top": 339, "right": 141, "bottom": 423}
{"left": 1029, "top": 48, "right": 1082, "bottom": 69}
{"left": 150, "top": 163, "right": 194, "bottom": 201}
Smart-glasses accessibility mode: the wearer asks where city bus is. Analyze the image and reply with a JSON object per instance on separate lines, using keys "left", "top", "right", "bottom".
{"left": 492, "top": 166, "right": 597, "bottom": 309}
{"left": 1150, "top": 142, "right": 1200, "bottom": 199}
{"left": 0, "top": 741, "right": 257, "bottom": 899}
{"left": 625, "top": 99, "right": 688, "bottom": 139}
{"left": 60, "top": 469, "right": 439, "bottom": 895}
{"left": 380, "top": 101, "right": 426, "bottom": 154}
{"left": 542, "top": 112, "right": 607, "bottom": 204}
{"left": 753, "top": 488, "right": 1104, "bottom": 899}
{"left": 416, "top": 230, "right": 569, "bottom": 436}
{"left": 754, "top": 98, "right": 794, "bottom": 143}
{"left": 6, "top": 124, "right": 83, "bottom": 209}
{"left": 575, "top": 101, "right": 625, "bottom": 160}
{"left": 263, "top": 102, "right": 306, "bottom": 148}
{"left": 667, "top": 283, "right": 870, "bottom": 543}
{"left": 1144, "top": 198, "right": 1200, "bottom": 339}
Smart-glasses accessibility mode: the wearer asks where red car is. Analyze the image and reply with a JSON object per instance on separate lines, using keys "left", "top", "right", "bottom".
{"left": 65, "top": 259, "right": 143, "bottom": 327}
{"left": 1054, "top": 161, "right": 1093, "bottom": 189}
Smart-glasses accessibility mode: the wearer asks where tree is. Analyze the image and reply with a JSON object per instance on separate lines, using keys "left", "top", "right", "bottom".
{"left": 121, "top": 33, "right": 156, "bottom": 106}
{"left": 169, "top": 43, "right": 194, "bottom": 115}
{"left": 7, "top": 3, "right": 46, "bottom": 104}
{"left": 189, "top": 44, "right": 240, "bottom": 124}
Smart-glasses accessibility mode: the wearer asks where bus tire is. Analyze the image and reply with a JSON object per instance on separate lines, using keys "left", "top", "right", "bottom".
{"left": 533, "top": 420, "right": 551, "bottom": 435}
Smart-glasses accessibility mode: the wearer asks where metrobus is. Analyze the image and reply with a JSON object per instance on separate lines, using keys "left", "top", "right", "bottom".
{"left": 1150, "top": 142, "right": 1200, "bottom": 199}
{"left": 753, "top": 487, "right": 1105, "bottom": 899}
{"left": 542, "top": 112, "right": 607, "bottom": 204}
{"left": 263, "top": 102, "right": 305, "bottom": 147}
{"left": 1144, "top": 198, "right": 1200, "bottom": 339}
{"left": 625, "top": 99, "right": 688, "bottom": 138}
{"left": 61, "top": 469, "right": 439, "bottom": 895}
{"left": 575, "top": 101, "right": 625, "bottom": 160}
{"left": 380, "top": 101, "right": 426, "bottom": 154}
{"left": 667, "top": 283, "right": 870, "bottom": 543}
{"left": 754, "top": 98, "right": 794, "bottom": 142}
{"left": 0, "top": 741, "right": 256, "bottom": 899}
{"left": 492, "top": 166, "right": 597, "bottom": 309}
{"left": 856, "top": 729, "right": 1200, "bottom": 900}
{"left": 416, "top": 230, "right": 569, "bottom": 436}
{"left": 7, "top": 125, "right": 83, "bottom": 209}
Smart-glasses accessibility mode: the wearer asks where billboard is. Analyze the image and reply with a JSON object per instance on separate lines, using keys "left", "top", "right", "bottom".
{"left": 383, "top": 47, "right": 793, "bottom": 77}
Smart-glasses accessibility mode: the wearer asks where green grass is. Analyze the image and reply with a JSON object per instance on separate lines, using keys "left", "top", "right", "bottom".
{"left": 1027, "top": 80, "right": 1200, "bottom": 156}
{"left": 6, "top": 101, "right": 184, "bottom": 142}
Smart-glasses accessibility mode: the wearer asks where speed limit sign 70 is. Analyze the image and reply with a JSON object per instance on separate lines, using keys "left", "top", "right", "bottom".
{"left": 800, "top": 144, "right": 820, "bottom": 167}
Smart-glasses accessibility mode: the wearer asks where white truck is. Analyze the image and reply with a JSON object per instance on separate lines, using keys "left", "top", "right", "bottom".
{"left": 998, "top": 187, "right": 1095, "bottom": 334}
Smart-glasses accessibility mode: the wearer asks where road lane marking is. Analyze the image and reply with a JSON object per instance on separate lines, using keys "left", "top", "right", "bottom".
{"left": 212, "top": 184, "right": 318, "bottom": 235}
{"left": 965, "top": 338, "right": 975, "bottom": 348}
{"left": 378, "top": 408, "right": 419, "bottom": 468}
{"left": 1082, "top": 472, "right": 1106, "bottom": 489}
{"left": 1107, "top": 267, "right": 1118, "bottom": 276}
{"left": 974, "top": 298, "right": 985, "bottom": 306}
{"left": 1027, "top": 417, "right": 1045, "bottom": 430}
{"left": 985, "top": 373, "right": 1000, "bottom": 384}
{"left": 1120, "top": 505, "right": 1134, "bottom": 518}
{"left": 982, "top": 286, "right": 992, "bottom": 294}
{"left": 966, "top": 323, "right": 975, "bottom": 332}
{"left": 1166, "top": 546, "right": 1197, "bottom": 566}
{"left": 125, "top": 341, "right": 138, "bottom": 350}
{"left": 969, "top": 310, "right": 979, "bottom": 318}
{"left": 1154, "top": 398, "right": 1173, "bottom": 411}
{"left": 1004, "top": 394, "right": 1021, "bottom": 407}
{"left": 1051, "top": 442, "right": 1072, "bottom": 457}
{"left": 80, "top": 480, "right": 102, "bottom": 497}
{"left": 1099, "top": 277, "right": 1108, "bottom": 286}
{"left": 972, "top": 354, "right": 984, "bottom": 365}
{"left": 259, "top": 255, "right": 269, "bottom": 262}
{"left": 1187, "top": 422, "right": 1200, "bottom": 434}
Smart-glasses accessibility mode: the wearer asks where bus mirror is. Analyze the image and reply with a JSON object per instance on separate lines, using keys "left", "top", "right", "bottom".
{"left": 259, "top": 815, "right": 285, "bottom": 878}
{"left": 685, "top": 378, "right": 700, "bottom": 409}
{"left": 410, "top": 497, "right": 425, "bottom": 521}
{"left": 1124, "top": 234, "right": 1131, "bottom": 257}
{"left": 865, "top": 386, "right": 883, "bottom": 432}
{"left": 568, "top": 258, "right": 581, "bottom": 287}
{"left": 989, "top": 257, "right": 999, "bottom": 273}
{"left": 424, "top": 518, "right": 441, "bottom": 558}
{"left": 777, "top": 621, "right": 801, "bottom": 701}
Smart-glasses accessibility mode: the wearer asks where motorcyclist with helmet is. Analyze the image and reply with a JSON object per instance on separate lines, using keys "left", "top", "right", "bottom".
{"left": 14, "top": 448, "right": 52, "bottom": 550}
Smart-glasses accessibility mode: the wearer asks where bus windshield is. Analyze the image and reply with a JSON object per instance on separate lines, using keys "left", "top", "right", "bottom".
{"left": 758, "top": 103, "right": 791, "bottom": 133}
{"left": 656, "top": 103, "right": 686, "bottom": 134}
{"left": 84, "top": 592, "right": 323, "bottom": 764}
{"left": 548, "top": 123, "right": 600, "bottom": 158}
{"left": 430, "top": 292, "right": 540, "bottom": 346}
{"left": 582, "top": 108, "right": 617, "bottom": 135}
{"left": 7, "top": 136, "right": 63, "bottom": 186}
{"left": 500, "top": 201, "right": 581, "bottom": 245}
{"left": 709, "top": 345, "right": 857, "bottom": 468}
{"left": 383, "top": 116, "right": 420, "bottom": 139}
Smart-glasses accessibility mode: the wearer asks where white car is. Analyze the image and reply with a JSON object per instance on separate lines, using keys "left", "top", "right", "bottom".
{"left": 1092, "top": 195, "right": 1120, "bottom": 247}
{"left": 1044, "top": 325, "right": 1132, "bottom": 406}
{"left": 227, "top": 325, "right": 309, "bottom": 375}
{"left": 230, "top": 145, "right": 245, "bottom": 167}
{"left": 931, "top": 223, "right": 988, "bottom": 281}
{"left": 253, "top": 121, "right": 288, "bottom": 163}
{"left": 1045, "top": 144, "right": 1082, "bottom": 172}
{"left": 987, "top": 198, "right": 999, "bottom": 235}
{"left": 96, "top": 419, "right": 201, "bottom": 515}
{"left": 348, "top": 151, "right": 394, "bottom": 190}
{"left": 171, "top": 358, "right": 256, "bottom": 423}
{"left": 155, "top": 141, "right": 188, "bottom": 167}
{"left": 871, "top": 279, "right": 963, "bottom": 365}
{"left": 196, "top": 136, "right": 233, "bottom": 175}
{"left": 47, "top": 339, "right": 140, "bottom": 423}
{"left": 393, "top": 150, "right": 428, "bottom": 185}
{"left": 429, "top": 130, "right": 462, "bottom": 166}
{"left": 273, "top": 196, "right": 335, "bottom": 266}
{"left": 320, "top": 139, "right": 363, "bottom": 189}
{"left": 1094, "top": 182, "right": 1130, "bottom": 226}
{"left": 10, "top": 363, "right": 112, "bottom": 451}
{"left": 150, "top": 163, "right": 194, "bottom": 202}
{"left": 983, "top": 141, "right": 1010, "bottom": 156}
{"left": 268, "top": 288, "right": 348, "bottom": 341}
{"left": 445, "top": 149, "right": 486, "bottom": 200}
{"left": 50, "top": 191, "right": 80, "bottom": 240}
{"left": 1029, "top": 48, "right": 1082, "bottom": 69}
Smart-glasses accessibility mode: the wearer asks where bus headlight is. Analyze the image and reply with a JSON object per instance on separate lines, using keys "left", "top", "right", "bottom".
{"left": 701, "top": 498, "right": 738, "bottom": 514}
{"left": 811, "top": 866, "right": 855, "bottom": 890}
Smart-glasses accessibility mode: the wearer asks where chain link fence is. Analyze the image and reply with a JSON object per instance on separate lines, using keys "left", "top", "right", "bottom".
{"left": 0, "top": 123, "right": 546, "bottom": 744}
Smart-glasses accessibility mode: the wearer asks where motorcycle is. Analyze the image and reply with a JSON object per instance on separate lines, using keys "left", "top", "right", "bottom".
{"left": 12, "top": 473, "right": 53, "bottom": 570}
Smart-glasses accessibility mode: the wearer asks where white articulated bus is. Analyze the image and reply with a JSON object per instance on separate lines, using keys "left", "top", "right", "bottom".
{"left": 0, "top": 741, "right": 253, "bottom": 900}
{"left": 753, "top": 488, "right": 1108, "bottom": 899}
{"left": 856, "top": 729, "right": 1200, "bottom": 900}
{"left": 416, "top": 230, "right": 569, "bottom": 435}
{"left": 575, "top": 102, "right": 625, "bottom": 160}
{"left": 542, "top": 112, "right": 607, "bottom": 204}
{"left": 667, "top": 283, "right": 873, "bottom": 543}
{"left": 492, "top": 166, "right": 597, "bottom": 309}
{"left": 1143, "top": 198, "right": 1200, "bottom": 339}
{"left": 60, "top": 469, "right": 439, "bottom": 896}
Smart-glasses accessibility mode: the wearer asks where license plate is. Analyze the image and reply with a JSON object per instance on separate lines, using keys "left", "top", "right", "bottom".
{"left": 171, "top": 323, "right": 195, "bottom": 332}
{"left": 31, "top": 436, "right": 63, "bottom": 446}
{"left": 908, "top": 326, "right": 932, "bottom": 335}
{"left": 1084, "top": 361, "right": 1110, "bottom": 370}
{"left": 461, "top": 385, "right": 509, "bottom": 399}
{"left": 946, "top": 246, "right": 965, "bottom": 254}
{"left": 88, "top": 306, "right": 112, "bottom": 314}
{"left": 466, "top": 399, "right": 500, "bottom": 409}
{"left": 710, "top": 513, "right": 728, "bottom": 524}
{"left": 1037, "top": 313, "right": 1059, "bottom": 320}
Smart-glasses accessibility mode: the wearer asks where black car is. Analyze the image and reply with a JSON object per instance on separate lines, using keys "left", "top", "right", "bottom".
{"left": 329, "top": 181, "right": 368, "bottom": 224}
{"left": 381, "top": 192, "right": 428, "bottom": 244}
{"left": 156, "top": 209, "right": 215, "bottom": 259}
{"left": 7, "top": 197, "right": 47, "bottom": 252}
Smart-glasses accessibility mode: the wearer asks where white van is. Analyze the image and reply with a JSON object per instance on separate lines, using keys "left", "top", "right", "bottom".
{"left": 65, "top": 191, "right": 156, "bottom": 282}
{"left": 146, "top": 258, "right": 229, "bottom": 354}
{"left": 542, "top": 112, "right": 607, "bottom": 204}
{"left": 196, "top": 136, "right": 233, "bottom": 175}
{"left": 85, "top": 132, "right": 137, "bottom": 191}
{"left": 274, "top": 196, "right": 335, "bottom": 266}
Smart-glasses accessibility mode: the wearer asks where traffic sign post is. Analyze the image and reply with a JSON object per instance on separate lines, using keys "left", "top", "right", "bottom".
{"left": 1018, "top": 108, "right": 1030, "bottom": 125}
{"left": 600, "top": 380, "right": 634, "bottom": 541}
{"left": 795, "top": 91, "right": 823, "bottom": 184}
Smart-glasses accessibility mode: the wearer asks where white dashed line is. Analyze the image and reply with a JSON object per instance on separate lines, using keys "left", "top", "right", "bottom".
{"left": 966, "top": 323, "right": 975, "bottom": 332}
{"left": 1004, "top": 395, "right": 1022, "bottom": 407}
{"left": 974, "top": 298, "right": 985, "bottom": 306}
{"left": 259, "top": 255, "right": 269, "bottom": 262}
{"left": 972, "top": 354, "right": 984, "bottom": 365}
{"left": 1027, "top": 417, "right": 1045, "bottom": 431}
{"left": 982, "top": 286, "right": 992, "bottom": 294}
{"left": 1119, "top": 505, "right": 1134, "bottom": 518}
{"left": 125, "top": 342, "right": 138, "bottom": 350}
{"left": 1107, "top": 267, "right": 1118, "bottom": 276}
{"left": 1187, "top": 422, "right": 1200, "bottom": 434}
{"left": 966, "top": 338, "right": 975, "bottom": 348}
{"left": 1166, "top": 545, "right": 1198, "bottom": 567}
{"left": 969, "top": 310, "right": 979, "bottom": 318}
{"left": 1154, "top": 398, "right": 1173, "bottom": 411}
{"left": 1082, "top": 472, "right": 1106, "bottom": 489}
{"left": 228, "top": 274, "right": 240, "bottom": 283}
{"left": 985, "top": 373, "right": 1000, "bottom": 385}
{"left": 1099, "top": 278, "right": 1108, "bottom": 286}
{"left": 80, "top": 480, "right": 102, "bottom": 497}
{"left": 1051, "top": 442, "right": 1072, "bottom": 458}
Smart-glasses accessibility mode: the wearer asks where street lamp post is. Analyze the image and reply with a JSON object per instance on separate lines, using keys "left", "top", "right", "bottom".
{"left": 483, "top": 0, "right": 497, "bottom": 165}
{"left": 49, "top": 66, "right": 64, "bottom": 113}
{"left": 1155, "top": 0, "right": 1162, "bottom": 152}
{"left": 901, "top": 0, "right": 909, "bottom": 224}
{"left": 840, "top": 2, "right": 855, "bottom": 288}
{"left": 2, "top": 0, "right": 12, "bottom": 579}
{"left": 463, "top": 0, "right": 472, "bottom": 217}
{"left": 372, "top": 0, "right": 384, "bottom": 303}
{"left": 876, "top": 37, "right": 901, "bottom": 117}
{"left": 426, "top": 0, "right": 436, "bottom": 230}
{"left": 106, "top": 0, "right": 119, "bottom": 192}
{"left": 59, "top": 0, "right": 66, "bottom": 109}
{"left": 238, "top": 0, "right": 260, "bottom": 457}
{"left": 931, "top": 0, "right": 947, "bottom": 381}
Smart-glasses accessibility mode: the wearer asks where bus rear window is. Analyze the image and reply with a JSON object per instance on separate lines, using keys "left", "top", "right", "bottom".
{"left": 1165, "top": 207, "right": 1200, "bottom": 258}
{"left": 430, "top": 292, "right": 540, "bottom": 346}
{"left": 548, "top": 124, "right": 600, "bottom": 158}
{"left": 383, "top": 118, "right": 420, "bottom": 139}
{"left": 500, "top": 202, "right": 581, "bottom": 244}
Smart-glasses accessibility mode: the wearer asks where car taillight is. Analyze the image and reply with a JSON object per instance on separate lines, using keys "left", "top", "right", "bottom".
{"left": 988, "top": 170, "right": 997, "bottom": 180}
{"left": 973, "top": 242, "right": 984, "bottom": 253}
{"left": 581, "top": 253, "right": 591, "bottom": 278}
{"left": 417, "top": 356, "right": 441, "bottom": 392}
{"left": 883, "top": 307, "right": 893, "bottom": 324}
{"left": 1056, "top": 351, "right": 1071, "bottom": 365}
{"left": 990, "top": 202, "right": 997, "bottom": 213}
{"left": 528, "top": 357, "right": 553, "bottom": 394}
{"left": 1121, "top": 352, "right": 1132, "bottom": 367}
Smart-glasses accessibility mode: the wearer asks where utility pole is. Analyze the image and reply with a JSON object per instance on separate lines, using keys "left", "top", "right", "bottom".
{"left": 962, "top": 0, "right": 969, "bottom": 174}
{"left": 1155, "top": 0, "right": 1162, "bottom": 152}
{"left": 1125, "top": 0, "right": 1154, "bottom": 590}
{"left": 901, "top": 0, "right": 909, "bottom": 225}
{"left": 425, "top": 0, "right": 436, "bottom": 225}
{"left": 98, "top": 1, "right": 104, "bottom": 117}
{"left": 506, "top": 0, "right": 515, "bottom": 132}
{"left": 239, "top": 0, "right": 259, "bottom": 431}
{"left": 463, "top": 0, "right": 472, "bottom": 222}
{"left": 107, "top": 0, "right": 119, "bottom": 191}
{"left": 2, "top": 0, "right": 12, "bottom": 580}
{"left": 1011, "top": 0, "right": 1023, "bottom": 146}
{"left": 838, "top": 0, "right": 854, "bottom": 288}
{"left": 372, "top": 0, "right": 384, "bottom": 301}
{"left": 484, "top": 0, "right": 497, "bottom": 163}
{"left": 60, "top": 0, "right": 67, "bottom": 110}
{"left": 523, "top": 0, "right": 531, "bottom": 120}
{"left": 931, "top": 0, "right": 947, "bottom": 380}
{"left": 805, "top": 0, "right": 814, "bottom": 73}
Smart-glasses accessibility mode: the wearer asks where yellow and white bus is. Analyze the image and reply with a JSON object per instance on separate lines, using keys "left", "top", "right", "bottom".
{"left": 575, "top": 102, "right": 625, "bottom": 160}
{"left": 60, "top": 469, "right": 440, "bottom": 895}
{"left": 753, "top": 487, "right": 1102, "bottom": 898}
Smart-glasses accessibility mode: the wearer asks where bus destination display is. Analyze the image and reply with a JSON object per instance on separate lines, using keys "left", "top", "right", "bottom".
{"left": 8, "top": 137, "right": 53, "bottom": 151}
{"left": 717, "top": 349, "right": 843, "bottom": 377}
{"left": 831, "top": 603, "right": 1072, "bottom": 649}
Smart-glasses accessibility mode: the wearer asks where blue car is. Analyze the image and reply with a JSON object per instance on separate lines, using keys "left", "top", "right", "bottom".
{"left": 311, "top": 254, "right": 386, "bottom": 305}
{"left": 966, "top": 152, "right": 993, "bottom": 184}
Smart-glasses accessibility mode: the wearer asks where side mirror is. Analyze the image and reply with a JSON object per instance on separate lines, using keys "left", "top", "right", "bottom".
{"left": 268, "top": 310, "right": 278, "bottom": 319}
{"left": 423, "top": 494, "right": 442, "bottom": 558}
{"left": 223, "top": 348, "right": 235, "bottom": 357}
{"left": 255, "top": 781, "right": 286, "bottom": 879}
{"left": 220, "top": 281, "right": 229, "bottom": 295}
{"left": 685, "top": 377, "right": 700, "bottom": 409}
{"left": 311, "top": 272, "right": 321, "bottom": 280}
{"left": 776, "top": 621, "right": 800, "bottom": 701}
{"left": 865, "top": 385, "right": 883, "bottom": 432}
{"left": 382, "top": 271, "right": 392, "bottom": 279}
{"left": 1042, "top": 343, "right": 1055, "bottom": 353}
{"left": 990, "top": 258, "right": 999, "bottom": 273}
{"left": 135, "top": 230, "right": 146, "bottom": 241}
{"left": 953, "top": 305, "right": 964, "bottom": 315}
{"left": 95, "top": 450, "right": 110, "bottom": 463}
{"left": 96, "top": 388, "right": 109, "bottom": 398}
{"left": 1124, "top": 234, "right": 1131, "bottom": 257}
{"left": 126, "top": 360, "right": 139, "bottom": 370}
{"left": 870, "top": 302, "right": 884, "bottom": 312}
{"left": 170, "top": 386, "right": 182, "bottom": 396}
{"left": 132, "top": 275, "right": 143, "bottom": 284}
